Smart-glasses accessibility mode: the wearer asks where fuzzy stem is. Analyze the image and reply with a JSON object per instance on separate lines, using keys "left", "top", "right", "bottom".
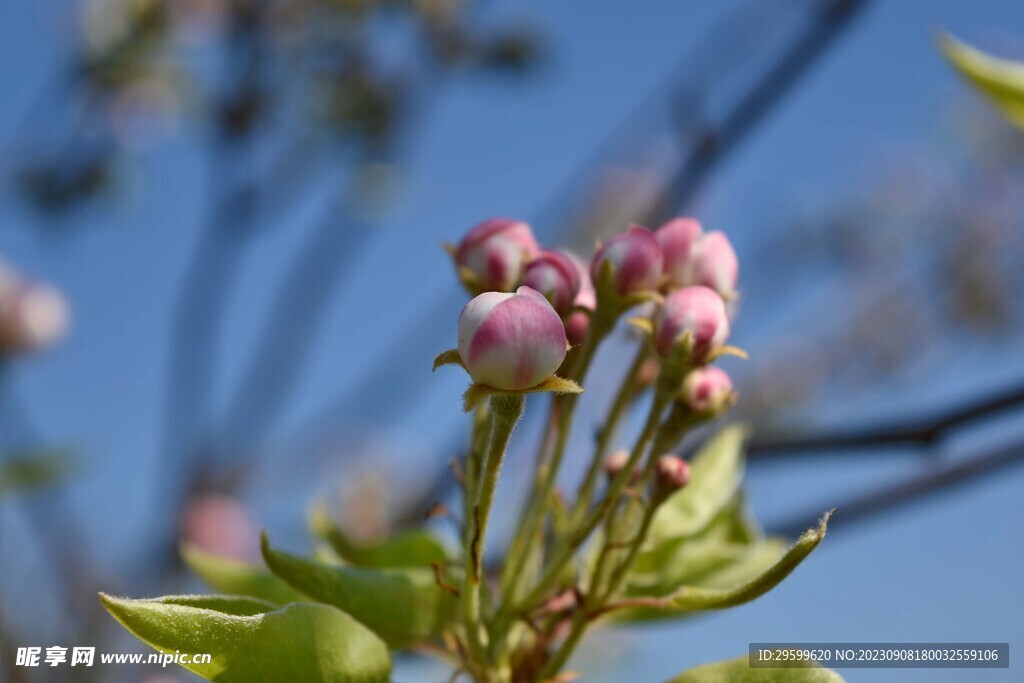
{"left": 571, "top": 344, "right": 649, "bottom": 524}
{"left": 462, "top": 394, "right": 525, "bottom": 669}
{"left": 513, "top": 383, "right": 672, "bottom": 616}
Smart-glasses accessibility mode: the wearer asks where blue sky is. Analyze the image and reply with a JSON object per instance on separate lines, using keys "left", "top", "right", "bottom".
{"left": 2, "top": 0, "right": 1024, "bottom": 681}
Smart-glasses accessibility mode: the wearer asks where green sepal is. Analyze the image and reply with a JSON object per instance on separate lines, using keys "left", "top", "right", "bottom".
{"left": 181, "top": 544, "right": 307, "bottom": 606}
{"left": 667, "top": 653, "right": 845, "bottom": 682}
{"left": 432, "top": 348, "right": 466, "bottom": 372}
{"left": 100, "top": 594, "right": 392, "bottom": 682}
{"left": 462, "top": 375, "right": 583, "bottom": 412}
{"left": 261, "top": 533, "right": 458, "bottom": 649}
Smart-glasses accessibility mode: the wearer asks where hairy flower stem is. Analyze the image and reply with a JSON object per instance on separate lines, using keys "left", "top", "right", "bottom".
{"left": 571, "top": 344, "right": 650, "bottom": 524}
{"left": 462, "top": 394, "right": 525, "bottom": 670}
{"left": 535, "top": 380, "right": 676, "bottom": 678}
{"left": 513, "top": 382, "right": 672, "bottom": 617}
{"left": 463, "top": 405, "right": 491, "bottom": 548}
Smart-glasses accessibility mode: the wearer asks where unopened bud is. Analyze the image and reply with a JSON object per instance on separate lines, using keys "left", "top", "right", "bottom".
{"left": 681, "top": 366, "right": 734, "bottom": 414}
{"left": 523, "top": 249, "right": 580, "bottom": 316}
{"left": 603, "top": 449, "right": 631, "bottom": 479}
{"left": 653, "top": 286, "right": 729, "bottom": 364}
{"left": 690, "top": 231, "right": 739, "bottom": 299}
{"left": 457, "top": 286, "right": 567, "bottom": 390}
{"left": 454, "top": 218, "right": 539, "bottom": 293}
{"left": 591, "top": 225, "right": 663, "bottom": 297}
{"left": 653, "top": 455, "right": 691, "bottom": 498}
{"left": 655, "top": 217, "right": 703, "bottom": 289}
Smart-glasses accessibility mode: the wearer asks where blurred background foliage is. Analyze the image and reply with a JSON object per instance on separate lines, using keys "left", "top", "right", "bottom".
{"left": 1, "top": 0, "right": 1024, "bottom": 681}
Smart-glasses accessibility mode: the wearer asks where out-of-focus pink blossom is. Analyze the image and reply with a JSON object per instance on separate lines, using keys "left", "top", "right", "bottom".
{"left": 655, "top": 217, "right": 704, "bottom": 288}
{"left": 590, "top": 225, "right": 662, "bottom": 297}
{"left": 690, "top": 231, "right": 739, "bottom": 299}
{"left": 523, "top": 249, "right": 580, "bottom": 316}
{"left": 455, "top": 218, "right": 539, "bottom": 293}
{"left": 457, "top": 286, "right": 567, "bottom": 390}
{"left": 682, "top": 366, "right": 734, "bottom": 413}
{"left": 181, "top": 494, "right": 259, "bottom": 561}
{"left": 654, "top": 286, "right": 729, "bottom": 362}
{"left": 0, "top": 275, "right": 70, "bottom": 355}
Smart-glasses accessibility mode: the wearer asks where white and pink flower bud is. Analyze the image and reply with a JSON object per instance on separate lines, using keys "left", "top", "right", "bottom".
{"left": 654, "top": 286, "right": 729, "bottom": 363}
{"left": 682, "top": 366, "right": 735, "bottom": 414}
{"left": 523, "top": 249, "right": 580, "bottom": 316}
{"left": 654, "top": 455, "right": 691, "bottom": 496}
{"left": 455, "top": 218, "right": 539, "bottom": 293}
{"left": 655, "top": 217, "right": 703, "bottom": 289}
{"left": 564, "top": 254, "right": 596, "bottom": 347}
{"left": 0, "top": 282, "right": 70, "bottom": 354}
{"left": 690, "top": 231, "right": 739, "bottom": 299}
{"left": 457, "top": 286, "right": 568, "bottom": 390}
{"left": 590, "top": 225, "right": 663, "bottom": 297}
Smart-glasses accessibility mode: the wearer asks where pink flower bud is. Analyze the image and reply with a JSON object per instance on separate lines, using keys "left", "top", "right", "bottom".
{"left": 522, "top": 249, "right": 580, "bottom": 316}
{"left": 590, "top": 225, "right": 663, "bottom": 297}
{"left": 458, "top": 286, "right": 568, "bottom": 390}
{"left": 455, "top": 218, "right": 539, "bottom": 293}
{"left": 654, "top": 455, "right": 691, "bottom": 492}
{"left": 603, "top": 449, "right": 631, "bottom": 479}
{"left": 682, "top": 366, "right": 734, "bottom": 413}
{"left": 564, "top": 254, "right": 596, "bottom": 346}
{"left": 655, "top": 217, "right": 704, "bottom": 288}
{"left": 690, "top": 231, "right": 739, "bottom": 299}
{"left": 654, "top": 286, "right": 729, "bottom": 362}
{"left": 0, "top": 282, "right": 70, "bottom": 354}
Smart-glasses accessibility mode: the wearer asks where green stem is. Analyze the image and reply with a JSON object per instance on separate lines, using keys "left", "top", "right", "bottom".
{"left": 462, "top": 394, "right": 525, "bottom": 668}
{"left": 537, "top": 609, "right": 588, "bottom": 681}
{"left": 463, "top": 405, "right": 490, "bottom": 550}
{"left": 571, "top": 344, "right": 649, "bottom": 524}
{"left": 514, "top": 386, "right": 672, "bottom": 615}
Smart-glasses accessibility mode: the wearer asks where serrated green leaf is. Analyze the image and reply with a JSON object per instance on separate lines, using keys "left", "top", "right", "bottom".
{"left": 637, "top": 510, "right": 831, "bottom": 615}
{"left": 628, "top": 538, "right": 788, "bottom": 599}
{"left": 309, "top": 505, "right": 447, "bottom": 568}
{"left": 668, "top": 653, "right": 845, "bottom": 682}
{"left": 182, "top": 544, "right": 307, "bottom": 606}
{"left": 100, "top": 594, "right": 391, "bottom": 682}
{"left": 648, "top": 426, "right": 746, "bottom": 545}
{"left": 940, "top": 33, "right": 1024, "bottom": 129}
{"left": 262, "top": 534, "right": 458, "bottom": 649}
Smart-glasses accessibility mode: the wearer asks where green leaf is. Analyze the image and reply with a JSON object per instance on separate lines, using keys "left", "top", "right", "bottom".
{"left": 309, "top": 505, "right": 448, "bottom": 568}
{"left": 635, "top": 510, "right": 832, "bottom": 614}
{"left": 668, "top": 653, "right": 845, "bottom": 682}
{"left": 648, "top": 426, "right": 746, "bottom": 545}
{"left": 100, "top": 594, "right": 392, "bottom": 682}
{"left": 262, "top": 534, "right": 458, "bottom": 649}
{"left": 628, "top": 538, "right": 788, "bottom": 599}
{"left": 940, "top": 33, "right": 1024, "bottom": 129}
{"left": 182, "top": 544, "right": 307, "bottom": 606}
{"left": 0, "top": 450, "right": 72, "bottom": 497}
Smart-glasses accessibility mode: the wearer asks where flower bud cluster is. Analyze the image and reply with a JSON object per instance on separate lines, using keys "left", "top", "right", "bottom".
{"left": 447, "top": 217, "right": 740, "bottom": 397}
{"left": 0, "top": 258, "right": 70, "bottom": 356}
